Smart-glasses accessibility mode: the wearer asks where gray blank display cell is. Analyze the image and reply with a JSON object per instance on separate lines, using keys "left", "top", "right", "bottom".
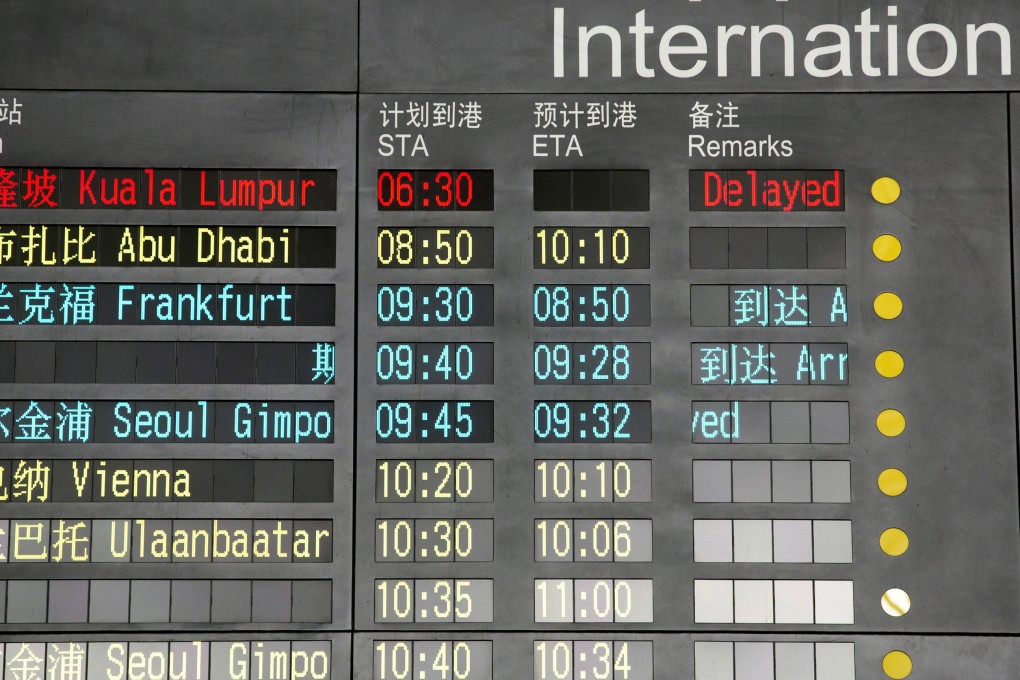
{"left": 772, "top": 461, "right": 811, "bottom": 502}
{"left": 89, "top": 580, "right": 130, "bottom": 622}
{"left": 211, "top": 580, "right": 251, "bottom": 622}
{"left": 734, "top": 580, "right": 774, "bottom": 623}
{"left": 732, "top": 461, "right": 771, "bottom": 502}
{"left": 136, "top": 342, "right": 176, "bottom": 383}
{"left": 771, "top": 402, "right": 810, "bottom": 443}
{"left": 736, "top": 642, "right": 775, "bottom": 680}
{"left": 97, "top": 342, "right": 138, "bottom": 383}
{"left": 294, "top": 460, "right": 334, "bottom": 503}
{"left": 728, "top": 228, "right": 768, "bottom": 268}
{"left": 257, "top": 342, "right": 297, "bottom": 384}
{"left": 171, "top": 580, "right": 212, "bottom": 622}
{"left": 733, "top": 520, "right": 772, "bottom": 562}
{"left": 254, "top": 460, "right": 294, "bottom": 502}
{"left": 177, "top": 342, "right": 216, "bottom": 383}
{"left": 217, "top": 342, "right": 257, "bottom": 384}
{"left": 6, "top": 579, "right": 47, "bottom": 623}
{"left": 810, "top": 402, "right": 850, "bottom": 443}
{"left": 813, "top": 520, "right": 853, "bottom": 563}
{"left": 292, "top": 580, "right": 331, "bottom": 622}
{"left": 0, "top": 342, "right": 14, "bottom": 381}
{"left": 813, "top": 581, "right": 854, "bottom": 624}
{"left": 807, "top": 227, "right": 846, "bottom": 268}
{"left": 55, "top": 341, "right": 97, "bottom": 382}
{"left": 690, "top": 285, "right": 730, "bottom": 326}
{"left": 812, "top": 461, "right": 852, "bottom": 503}
{"left": 693, "top": 460, "right": 732, "bottom": 502}
{"left": 213, "top": 460, "right": 254, "bottom": 502}
{"left": 773, "top": 520, "right": 813, "bottom": 563}
{"left": 252, "top": 580, "right": 292, "bottom": 622}
{"left": 767, "top": 227, "right": 807, "bottom": 269}
{"left": 690, "top": 228, "right": 729, "bottom": 268}
{"left": 694, "top": 580, "right": 734, "bottom": 623}
{"left": 48, "top": 579, "right": 89, "bottom": 623}
{"left": 130, "top": 580, "right": 170, "bottom": 623}
{"left": 735, "top": 401, "right": 770, "bottom": 443}
{"left": 694, "top": 520, "right": 733, "bottom": 562}
{"left": 774, "top": 580, "right": 814, "bottom": 624}
{"left": 695, "top": 642, "right": 734, "bottom": 680}
{"left": 775, "top": 643, "right": 815, "bottom": 680}
{"left": 815, "top": 643, "right": 855, "bottom": 680}
{"left": 15, "top": 340, "right": 55, "bottom": 383}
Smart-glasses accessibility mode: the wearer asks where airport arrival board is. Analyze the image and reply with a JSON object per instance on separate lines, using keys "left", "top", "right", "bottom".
{"left": 0, "top": 1, "right": 1018, "bottom": 678}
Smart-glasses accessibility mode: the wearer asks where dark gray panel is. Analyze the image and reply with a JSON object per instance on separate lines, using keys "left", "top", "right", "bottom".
{"left": 0, "top": 90, "right": 355, "bottom": 633}
{"left": 0, "top": 1, "right": 357, "bottom": 91}
{"left": 357, "top": 93, "right": 1019, "bottom": 634}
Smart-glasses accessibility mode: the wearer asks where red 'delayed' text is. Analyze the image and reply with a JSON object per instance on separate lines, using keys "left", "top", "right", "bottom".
{"left": 691, "top": 169, "right": 844, "bottom": 211}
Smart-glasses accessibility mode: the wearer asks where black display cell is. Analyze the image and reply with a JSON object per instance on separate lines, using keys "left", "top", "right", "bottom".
{"left": 294, "top": 460, "right": 334, "bottom": 503}
{"left": 96, "top": 342, "right": 138, "bottom": 383}
{"left": 298, "top": 227, "right": 337, "bottom": 268}
{"left": 136, "top": 342, "right": 177, "bottom": 384}
{"left": 534, "top": 170, "right": 649, "bottom": 211}
{"left": 728, "top": 228, "right": 768, "bottom": 268}
{"left": 55, "top": 341, "right": 97, "bottom": 383}
{"left": 571, "top": 170, "right": 612, "bottom": 211}
{"left": 257, "top": 342, "right": 297, "bottom": 384}
{"left": 254, "top": 460, "right": 294, "bottom": 502}
{"left": 610, "top": 170, "right": 651, "bottom": 211}
{"left": 217, "top": 342, "right": 257, "bottom": 384}
{"left": 807, "top": 227, "right": 847, "bottom": 268}
{"left": 533, "top": 170, "right": 573, "bottom": 211}
{"left": 15, "top": 341, "right": 55, "bottom": 383}
{"left": 295, "top": 285, "right": 336, "bottom": 326}
{"left": 0, "top": 342, "right": 15, "bottom": 382}
{"left": 768, "top": 228, "right": 808, "bottom": 269}
{"left": 213, "top": 460, "right": 255, "bottom": 502}
{"left": 689, "top": 227, "right": 729, "bottom": 268}
{"left": 177, "top": 342, "right": 217, "bottom": 384}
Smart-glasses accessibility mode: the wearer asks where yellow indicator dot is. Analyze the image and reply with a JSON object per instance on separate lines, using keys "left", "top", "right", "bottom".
{"left": 880, "top": 528, "right": 910, "bottom": 556}
{"left": 882, "top": 588, "right": 911, "bottom": 617}
{"left": 877, "top": 409, "right": 906, "bottom": 437}
{"left": 878, "top": 468, "right": 908, "bottom": 496}
{"left": 874, "top": 292, "right": 903, "bottom": 319}
{"left": 873, "top": 234, "right": 902, "bottom": 262}
{"left": 883, "top": 651, "right": 913, "bottom": 679}
{"left": 875, "top": 350, "right": 904, "bottom": 378}
{"left": 872, "top": 177, "right": 901, "bottom": 204}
